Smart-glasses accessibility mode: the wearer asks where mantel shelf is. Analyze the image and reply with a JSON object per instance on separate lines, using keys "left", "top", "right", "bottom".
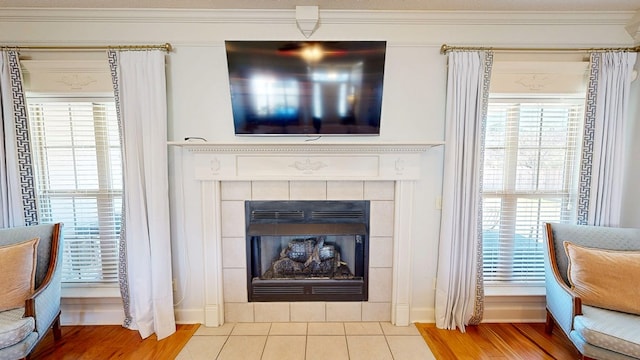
{"left": 166, "top": 141, "right": 444, "bottom": 154}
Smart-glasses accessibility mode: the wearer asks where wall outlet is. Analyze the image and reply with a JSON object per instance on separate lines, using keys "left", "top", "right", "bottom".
{"left": 435, "top": 196, "right": 442, "bottom": 210}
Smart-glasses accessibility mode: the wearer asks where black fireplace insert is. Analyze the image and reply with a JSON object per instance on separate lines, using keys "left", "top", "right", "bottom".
{"left": 246, "top": 200, "right": 369, "bottom": 302}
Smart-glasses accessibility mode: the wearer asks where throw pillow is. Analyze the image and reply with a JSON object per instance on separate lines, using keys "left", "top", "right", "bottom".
{"left": 564, "top": 241, "right": 640, "bottom": 315}
{"left": 0, "top": 237, "right": 40, "bottom": 311}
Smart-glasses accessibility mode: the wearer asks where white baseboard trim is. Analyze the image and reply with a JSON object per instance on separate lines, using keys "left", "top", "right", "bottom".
{"left": 61, "top": 297, "right": 124, "bottom": 325}
{"left": 61, "top": 304, "right": 125, "bottom": 325}
{"left": 175, "top": 308, "right": 205, "bottom": 324}
{"left": 482, "top": 295, "right": 546, "bottom": 323}
{"left": 410, "top": 307, "right": 435, "bottom": 324}
{"left": 482, "top": 306, "right": 546, "bottom": 323}
{"left": 58, "top": 298, "right": 546, "bottom": 326}
{"left": 409, "top": 296, "right": 547, "bottom": 325}
{"left": 61, "top": 304, "right": 206, "bottom": 326}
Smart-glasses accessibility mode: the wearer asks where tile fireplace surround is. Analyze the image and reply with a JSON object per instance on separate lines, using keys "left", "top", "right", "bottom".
{"left": 174, "top": 142, "right": 439, "bottom": 328}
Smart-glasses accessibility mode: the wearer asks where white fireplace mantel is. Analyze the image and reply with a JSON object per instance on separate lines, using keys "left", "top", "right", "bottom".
{"left": 172, "top": 141, "right": 442, "bottom": 327}
{"left": 169, "top": 141, "right": 442, "bottom": 181}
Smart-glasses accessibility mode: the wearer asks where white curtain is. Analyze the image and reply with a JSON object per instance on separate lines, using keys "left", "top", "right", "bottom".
{"left": 109, "top": 50, "right": 176, "bottom": 340}
{"left": 579, "top": 52, "right": 637, "bottom": 226}
{"left": 435, "top": 51, "right": 493, "bottom": 331}
{"left": 0, "top": 51, "right": 38, "bottom": 228}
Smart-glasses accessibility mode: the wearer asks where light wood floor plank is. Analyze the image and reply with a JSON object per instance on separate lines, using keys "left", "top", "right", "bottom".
{"left": 513, "top": 323, "right": 580, "bottom": 360}
{"left": 416, "top": 322, "right": 580, "bottom": 360}
{"left": 30, "top": 324, "right": 199, "bottom": 359}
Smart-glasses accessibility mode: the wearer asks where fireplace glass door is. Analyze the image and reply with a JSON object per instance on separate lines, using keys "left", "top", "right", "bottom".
{"left": 246, "top": 201, "right": 369, "bottom": 302}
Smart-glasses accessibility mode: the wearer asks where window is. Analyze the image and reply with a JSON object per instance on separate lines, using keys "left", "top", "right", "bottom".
{"left": 28, "top": 99, "right": 122, "bottom": 284}
{"left": 482, "top": 98, "right": 584, "bottom": 283}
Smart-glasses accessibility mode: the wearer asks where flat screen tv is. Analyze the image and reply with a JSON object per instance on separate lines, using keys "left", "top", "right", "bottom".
{"left": 225, "top": 41, "right": 386, "bottom": 136}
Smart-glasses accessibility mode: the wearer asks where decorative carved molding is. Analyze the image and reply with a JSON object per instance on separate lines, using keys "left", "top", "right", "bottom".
{"left": 209, "top": 158, "right": 221, "bottom": 173}
{"left": 296, "top": 5, "right": 319, "bottom": 38}
{"left": 515, "top": 74, "right": 549, "bottom": 91}
{"left": 289, "top": 158, "right": 328, "bottom": 173}
{"left": 56, "top": 74, "right": 98, "bottom": 90}
{"left": 190, "top": 146, "right": 426, "bottom": 180}
{"left": 21, "top": 60, "right": 113, "bottom": 93}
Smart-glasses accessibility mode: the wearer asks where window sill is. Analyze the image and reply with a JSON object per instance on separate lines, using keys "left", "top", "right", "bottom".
{"left": 484, "top": 284, "right": 546, "bottom": 297}
{"left": 62, "top": 284, "right": 121, "bottom": 299}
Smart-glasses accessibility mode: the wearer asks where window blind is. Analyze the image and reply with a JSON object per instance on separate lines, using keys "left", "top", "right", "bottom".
{"left": 28, "top": 100, "right": 122, "bottom": 283}
{"left": 482, "top": 99, "right": 583, "bottom": 283}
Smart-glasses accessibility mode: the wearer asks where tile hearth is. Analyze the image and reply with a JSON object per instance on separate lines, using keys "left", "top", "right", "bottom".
{"left": 176, "top": 322, "right": 435, "bottom": 360}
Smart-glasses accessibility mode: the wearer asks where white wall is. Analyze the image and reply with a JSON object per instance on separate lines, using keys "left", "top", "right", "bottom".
{"left": 1, "top": 7, "right": 638, "bottom": 325}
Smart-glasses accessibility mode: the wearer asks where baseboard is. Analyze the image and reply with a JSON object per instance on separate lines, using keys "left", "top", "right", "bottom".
{"left": 61, "top": 304, "right": 206, "bottom": 326}
{"left": 174, "top": 308, "right": 205, "bottom": 324}
{"left": 482, "top": 295, "right": 546, "bottom": 323}
{"left": 60, "top": 296, "right": 124, "bottom": 325}
{"left": 410, "top": 307, "right": 435, "bottom": 323}
{"left": 482, "top": 307, "right": 546, "bottom": 323}
{"left": 61, "top": 303, "right": 125, "bottom": 325}
{"left": 59, "top": 298, "right": 545, "bottom": 326}
{"left": 408, "top": 295, "right": 546, "bottom": 325}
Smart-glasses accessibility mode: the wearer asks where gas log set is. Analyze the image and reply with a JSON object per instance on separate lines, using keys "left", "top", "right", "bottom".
{"left": 263, "top": 236, "right": 354, "bottom": 279}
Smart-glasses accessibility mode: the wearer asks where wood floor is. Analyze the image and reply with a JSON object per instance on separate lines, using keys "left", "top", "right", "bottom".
{"left": 416, "top": 322, "right": 581, "bottom": 360}
{"left": 29, "top": 324, "right": 199, "bottom": 360}
{"left": 29, "top": 322, "right": 579, "bottom": 359}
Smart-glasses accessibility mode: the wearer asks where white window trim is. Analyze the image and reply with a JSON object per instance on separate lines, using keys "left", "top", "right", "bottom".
{"left": 484, "top": 283, "right": 546, "bottom": 297}
{"left": 62, "top": 283, "right": 121, "bottom": 298}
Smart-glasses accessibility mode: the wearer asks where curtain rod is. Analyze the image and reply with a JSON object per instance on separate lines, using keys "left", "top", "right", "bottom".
{"left": 440, "top": 44, "right": 640, "bottom": 54}
{"left": 0, "top": 43, "right": 172, "bottom": 52}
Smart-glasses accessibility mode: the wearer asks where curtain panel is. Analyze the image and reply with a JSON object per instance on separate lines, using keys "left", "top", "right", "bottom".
{"left": 578, "top": 51, "right": 637, "bottom": 226}
{"left": 435, "top": 51, "right": 493, "bottom": 331}
{"left": 0, "top": 50, "right": 38, "bottom": 228}
{"left": 108, "top": 50, "right": 176, "bottom": 340}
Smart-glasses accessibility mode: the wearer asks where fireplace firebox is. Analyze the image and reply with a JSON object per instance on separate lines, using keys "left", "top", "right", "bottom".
{"left": 246, "top": 200, "right": 369, "bottom": 302}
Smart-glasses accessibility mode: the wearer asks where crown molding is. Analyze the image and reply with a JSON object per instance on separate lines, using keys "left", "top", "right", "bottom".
{"left": 0, "top": 8, "right": 634, "bottom": 26}
{"left": 322, "top": 10, "right": 635, "bottom": 26}
{"left": 625, "top": 9, "right": 640, "bottom": 42}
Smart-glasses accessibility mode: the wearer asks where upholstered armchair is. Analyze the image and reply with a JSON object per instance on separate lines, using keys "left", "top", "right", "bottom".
{"left": 543, "top": 222, "right": 640, "bottom": 360}
{"left": 0, "top": 223, "right": 63, "bottom": 360}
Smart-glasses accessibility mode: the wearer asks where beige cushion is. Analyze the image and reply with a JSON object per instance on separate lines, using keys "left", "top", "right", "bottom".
{"left": 0, "top": 237, "right": 40, "bottom": 312}
{"left": 564, "top": 241, "right": 640, "bottom": 315}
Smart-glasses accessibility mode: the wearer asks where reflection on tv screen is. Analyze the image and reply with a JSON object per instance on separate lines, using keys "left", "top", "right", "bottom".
{"left": 225, "top": 41, "right": 386, "bottom": 136}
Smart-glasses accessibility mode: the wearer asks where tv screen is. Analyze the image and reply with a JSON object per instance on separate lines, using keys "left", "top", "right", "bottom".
{"left": 225, "top": 41, "right": 386, "bottom": 136}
